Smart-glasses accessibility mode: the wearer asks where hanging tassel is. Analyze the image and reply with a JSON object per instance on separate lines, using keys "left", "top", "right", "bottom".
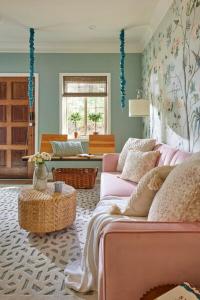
{"left": 120, "top": 29, "right": 126, "bottom": 109}
{"left": 28, "top": 28, "right": 35, "bottom": 110}
{"left": 27, "top": 28, "right": 35, "bottom": 158}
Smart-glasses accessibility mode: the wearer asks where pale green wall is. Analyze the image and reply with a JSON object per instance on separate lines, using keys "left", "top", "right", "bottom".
{"left": 0, "top": 53, "right": 142, "bottom": 167}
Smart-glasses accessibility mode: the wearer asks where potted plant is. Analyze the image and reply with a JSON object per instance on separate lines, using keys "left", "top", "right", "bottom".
{"left": 88, "top": 113, "right": 102, "bottom": 135}
{"left": 69, "top": 112, "right": 82, "bottom": 138}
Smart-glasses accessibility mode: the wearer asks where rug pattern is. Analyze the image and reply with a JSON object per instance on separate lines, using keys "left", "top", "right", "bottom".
{"left": 0, "top": 186, "right": 99, "bottom": 297}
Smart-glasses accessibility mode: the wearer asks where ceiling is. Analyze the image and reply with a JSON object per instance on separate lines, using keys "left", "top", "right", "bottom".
{"left": 0, "top": 0, "right": 173, "bottom": 53}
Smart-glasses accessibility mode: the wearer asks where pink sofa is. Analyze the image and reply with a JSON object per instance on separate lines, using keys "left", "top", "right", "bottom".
{"left": 98, "top": 144, "right": 200, "bottom": 300}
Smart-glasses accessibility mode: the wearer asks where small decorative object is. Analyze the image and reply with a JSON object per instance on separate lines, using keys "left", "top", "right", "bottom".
{"left": 119, "top": 28, "right": 126, "bottom": 109}
{"left": 28, "top": 152, "right": 51, "bottom": 191}
{"left": 54, "top": 181, "right": 64, "bottom": 193}
{"left": 142, "top": 283, "right": 200, "bottom": 300}
{"left": 88, "top": 113, "right": 102, "bottom": 134}
{"left": 69, "top": 112, "right": 82, "bottom": 139}
{"left": 156, "top": 282, "right": 200, "bottom": 299}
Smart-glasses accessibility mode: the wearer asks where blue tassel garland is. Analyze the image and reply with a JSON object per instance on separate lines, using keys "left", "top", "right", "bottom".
{"left": 28, "top": 28, "right": 35, "bottom": 108}
{"left": 120, "top": 29, "right": 126, "bottom": 109}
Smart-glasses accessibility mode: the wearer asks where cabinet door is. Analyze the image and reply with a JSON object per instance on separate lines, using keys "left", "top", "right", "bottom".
{"left": 0, "top": 77, "right": 35, "bottom": 178}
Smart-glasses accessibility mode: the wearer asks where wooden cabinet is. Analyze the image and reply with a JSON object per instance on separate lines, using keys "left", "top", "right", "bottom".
{"left": 0, "top": 77, "right": 35, "bottom": 178}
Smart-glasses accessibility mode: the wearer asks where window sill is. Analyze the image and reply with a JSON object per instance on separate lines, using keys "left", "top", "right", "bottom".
{"left": 68, "top": 136, "right": 89, "bottom": 142}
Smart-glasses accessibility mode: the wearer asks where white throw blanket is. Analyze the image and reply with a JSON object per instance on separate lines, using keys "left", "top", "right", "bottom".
{"left": 65, "top": 198, "right": 146, "bottom": 292}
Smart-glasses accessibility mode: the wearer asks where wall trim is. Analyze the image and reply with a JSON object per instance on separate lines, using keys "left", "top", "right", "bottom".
{"left": 0, "top": 42, "right": 142, "bottom": 54}
{"left": 0, "top": 73, "right": 39, "bottom": 151}
{"left": 59, "top": 72, "right": 111, "bottom": 137}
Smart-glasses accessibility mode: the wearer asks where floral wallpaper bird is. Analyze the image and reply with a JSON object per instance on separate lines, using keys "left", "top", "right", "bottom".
{"left": 142, "top": 0, "right": 200, "bottom": 152}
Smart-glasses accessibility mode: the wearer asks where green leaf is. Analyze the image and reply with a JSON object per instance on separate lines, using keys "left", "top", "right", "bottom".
{"left": 88, "top": 113, "right": 102, "bottom": 123}
{"left": 69, "top": 112, "right": 82, "bottom": 122}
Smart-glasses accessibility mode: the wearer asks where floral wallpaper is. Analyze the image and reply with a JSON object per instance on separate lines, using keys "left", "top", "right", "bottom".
{"left": 142, "top": 0, "right": 200, "bottom": 152}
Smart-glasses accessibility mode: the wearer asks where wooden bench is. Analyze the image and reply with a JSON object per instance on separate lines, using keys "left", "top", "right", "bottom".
{"left": 40, "top": 133, "right": 68, "bottom": 153}
{"left": 22, "top": 133, "right": 115, "bottom": 161}
{"left": 89, "top": 134, "right": 115, "bottom": 154}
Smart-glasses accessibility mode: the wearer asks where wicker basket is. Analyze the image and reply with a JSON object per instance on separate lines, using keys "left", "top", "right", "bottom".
{"left": 52, "top": 168, "right": 98, "bottom": 189}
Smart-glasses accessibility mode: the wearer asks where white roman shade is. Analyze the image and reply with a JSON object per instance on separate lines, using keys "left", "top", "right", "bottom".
{"left": 63, "top": 76, "right": 107, "bottom": 97}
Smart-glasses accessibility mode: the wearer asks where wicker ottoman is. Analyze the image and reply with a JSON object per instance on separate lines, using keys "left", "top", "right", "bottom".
{"left": 18, "top": 183, "right": 76, "bottom": 233}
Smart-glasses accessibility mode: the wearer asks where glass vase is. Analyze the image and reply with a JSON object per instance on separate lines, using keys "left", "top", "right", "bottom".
{"left": 33, "top": 163, "right": 48, "bottom": 191}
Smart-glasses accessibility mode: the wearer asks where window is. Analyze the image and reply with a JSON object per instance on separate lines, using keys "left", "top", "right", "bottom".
{"left": 60, "top": 74, "right": 110, "bottom": 138}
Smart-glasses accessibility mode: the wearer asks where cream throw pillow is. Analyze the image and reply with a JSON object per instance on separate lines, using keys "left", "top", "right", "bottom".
{"left": 110, "top": 165, "right": 174, "bottom": 217}
{"left": 148, "top": 158, "right": 200, "bottom": 222}
{"left": 120, "top": 150, "right": 160, "bottom": 183}
{"left": 117, "top": 138, "right": 156, "bottom": 171}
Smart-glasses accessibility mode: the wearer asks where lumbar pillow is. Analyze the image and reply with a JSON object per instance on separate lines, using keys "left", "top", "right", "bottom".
{"left": 148, "top": 158, "right": 200, "bottom": 222}
{"left": 117, "top": 138, "right": 156, "bottom": 171}
{"left": 120, "top": 150, "right": 160, "bottom": 183}
{"left": 51, "top": 141, "right": 83, "bottom": 156}
{"left": 110, "top": 165, "right": 174, "bottom": 217}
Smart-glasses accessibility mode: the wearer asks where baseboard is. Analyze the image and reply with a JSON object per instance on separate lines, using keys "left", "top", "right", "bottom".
{"left": 0, "top": 179, "right": 33, "bottom": 184}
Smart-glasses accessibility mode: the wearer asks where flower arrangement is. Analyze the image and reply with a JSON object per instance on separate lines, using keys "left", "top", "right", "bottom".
{"left": 28, "top": 152, "right": 51, "bottom": 164}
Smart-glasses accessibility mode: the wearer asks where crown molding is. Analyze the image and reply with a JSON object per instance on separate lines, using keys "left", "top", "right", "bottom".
{"left": 0, "top": 41, "right": 143, "bottom": 53}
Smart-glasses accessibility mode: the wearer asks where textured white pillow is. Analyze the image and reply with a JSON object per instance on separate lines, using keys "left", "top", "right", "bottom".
{"left": 110, "top": 165, "right": 174, "bottom": 217}
{"left": 117, "top": 138, "right": 156, "bottom": 171}
{"left": 120, "top": 150, "right": 160, "bottom": 183}
{"left": 148, "top": 158, "right": 200, "bottom": 222}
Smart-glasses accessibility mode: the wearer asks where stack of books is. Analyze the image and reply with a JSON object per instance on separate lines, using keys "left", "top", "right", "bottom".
{"left": 157, "top": 283, "right": 200, "bottom": 299}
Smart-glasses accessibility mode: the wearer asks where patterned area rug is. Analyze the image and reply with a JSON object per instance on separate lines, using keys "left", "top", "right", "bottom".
{"left": 0, "top": 185, "right": 100, "bottom": 300}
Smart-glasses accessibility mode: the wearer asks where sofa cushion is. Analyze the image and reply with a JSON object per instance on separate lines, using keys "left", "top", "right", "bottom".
{"left": 102, "top": 153, "right": 120, "bottom": 172}
{"left": 120, "top": 150, "right": 160, "bottom": 183}
{"left": 117, "top": 138, "right": 156, "bottom": 171}
{"left": 100, "top": 172, "right": 137, "bottom": 199}
{"left": 51, "top": 140, "right": 83, "bottom": 156}
{"left": 154, "top": 144, "right": 192, "bottom": 166}
{"left": 110, "top": 165, "right": 174, "bottom": 217}
{"left": 148, "top": 157, "right": 200, "bottom": 222}
{"left": 154, "top": 144, "right": 178, "bottom": 166}
{"left": 170, "top": 149, "right": 192, "bottom": 165}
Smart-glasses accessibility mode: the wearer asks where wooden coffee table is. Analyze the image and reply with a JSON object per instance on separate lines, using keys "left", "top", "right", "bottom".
{"left": 18, "top": 183, "right": 76, "bottom": 234}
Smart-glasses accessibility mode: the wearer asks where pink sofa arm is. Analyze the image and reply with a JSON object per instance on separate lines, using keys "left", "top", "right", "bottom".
{"left": 99, "top": 222, "right": 200, "bottom": 300}
{"left": 102, "top": 153, "right": 120, "bottom": 172}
